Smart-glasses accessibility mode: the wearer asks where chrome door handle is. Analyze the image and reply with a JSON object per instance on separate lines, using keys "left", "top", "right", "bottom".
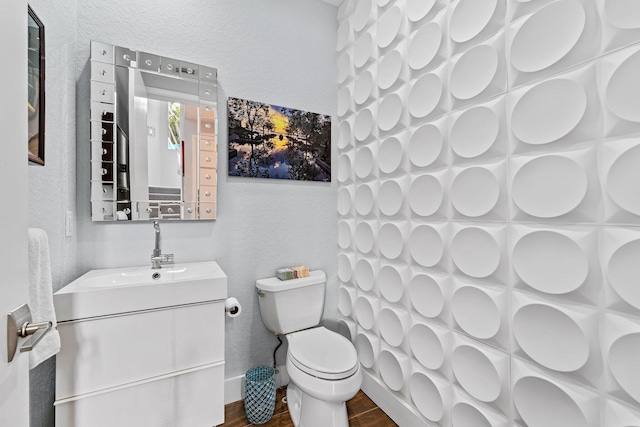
{"left": 7, "top": 303, "right": 53, "bottom": 362}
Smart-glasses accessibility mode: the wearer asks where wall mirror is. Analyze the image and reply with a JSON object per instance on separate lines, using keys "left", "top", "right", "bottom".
{"left": 28, "top": 6, "right": 45, "bottom": 165}
{"left": 90, "top": 41, "right": 218, "bottom": 221}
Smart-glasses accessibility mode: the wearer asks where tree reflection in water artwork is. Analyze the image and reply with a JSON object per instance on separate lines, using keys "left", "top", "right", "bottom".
{"left": 228, "top": 97, "right": 331, "bottom": 182}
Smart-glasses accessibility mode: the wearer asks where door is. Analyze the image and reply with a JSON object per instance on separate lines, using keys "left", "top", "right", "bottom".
{"left": 0, "top": 0, "right": 31, "bottom": 425}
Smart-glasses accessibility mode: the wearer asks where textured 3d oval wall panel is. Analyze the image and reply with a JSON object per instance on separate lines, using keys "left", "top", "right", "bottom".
{"left": 408, "top": 64, "right": 448, "bottom": 121}
{"left": 449, "top": 0, "right": 505, "bottom": 53}
{"left": 409, "top": 367, "right": 450, "bottom": 424}
{"left": 451, "top": 335, "right": 509, "bottom": 414}
{"left": 450, "top": 224, "right": 507, "bottom": 283}
{"left": 354, "top": 220, "right": 377, "bottom": 254}
{"left": 337, "top": 219, "right": 355, "bottom": 250}
{"left": 378, "top": 345, "right": 411, "bottom": 396}
{"left": 409, "top": 320, "right": 449, "bottom": 373}
{"left": 377, "top": 5, "right": 405, "bottom": 50}
{"left": 603, "top": 312, "right": 640, "bottom": 405}
{"left": 354, "top": 31, "right": 375, "bottom": 69}
{"left": 409, "top": 272, "right": 449, "bottom": 324}
{"left": 509, "top": 64, "right": 600, "bottom": 153}
{"left": 408, "top": 117, "right": 449, "bottom": 169}
{"left": 409, "top": 170, "right": 448, "bottom": 219}
{"left": 451, "top": 279, "right": 508, "bottom": 349}
{"left": 355, "top": 329, "right": 379, "bottom": 369}
{"left": 601, "top": 0, "right": 640, "bottom": 52}
{"left": 450, "top": 162, "right": 506, "bottom": 221}
{"left": 406, "top": 0, "right": 446, "bottom": 24}
{"left": 337, "top": 118, "right": 354, "bottom": 152}
{"left": 355, "top": 145, "right": 376, "bottom": 180}
{"left": 511, "top": 224, "right": 599, "bottom": 303}
{"left": 337, "top": 0, "right": 640, "bottom": 424}
{"left": 378, "top": 263, "right": 409, "bottom": 305}
{"left": 603, "top": 141, "right": 640, "bottom": 221}
{"left": 507, "top": 0, "right": 599, "bottom": 87}
{"left": 512, "top": 360, "right": 598, "bottom": 427}
{"left": 603, "top": 227, "right": 640, "bottom": 313}
{"left": 602, "top": 46, "right": 640, "bottom": 138}
{"left": 451, "top": 392, "right": 509, "bottom": 427}
{"left": 450, "top": 96, "right": 507, "bottom": 163}
{"left": 378, "top": 134, "right": 406, "bottom": 175}
{"left": 510, "top": 148, "right": 599, "bottom": 223}
{"left": 355, "top": 257, "right": 377, "bottom": 292}
{"left": 409, "top": 223, "right": 448, "bottom": 270}
{"left": 408, "top": 9, "right": 448, "bottom": 72}
{"left": 449, "top": 32, "right": 507, "bottom": 109}
{"left": 378, "top": 47, "right": 406, "bottom": 92}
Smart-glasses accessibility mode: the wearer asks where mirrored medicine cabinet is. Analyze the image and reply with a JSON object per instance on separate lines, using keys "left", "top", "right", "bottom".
{"left": 90, "top": 41, "right": 219, "bottom": 221}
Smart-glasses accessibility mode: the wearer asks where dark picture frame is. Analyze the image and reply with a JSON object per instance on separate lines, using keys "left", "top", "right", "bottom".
{"left": 28, "top": 5, "right": 45, "bottom": 165}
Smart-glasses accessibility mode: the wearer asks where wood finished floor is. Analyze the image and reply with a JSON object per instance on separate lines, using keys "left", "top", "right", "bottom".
{"left": 221, "top": 387, "right": 397, "bottom": 427}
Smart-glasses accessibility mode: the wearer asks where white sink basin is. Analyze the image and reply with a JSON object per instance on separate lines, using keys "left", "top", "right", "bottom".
{"left": 54, "top": 261, "right": 227, "bottom": 321}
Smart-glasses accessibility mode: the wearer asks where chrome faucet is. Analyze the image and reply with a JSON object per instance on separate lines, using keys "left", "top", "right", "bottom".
{"left": 151, "top": 221, "right": 174, "bottom": 269}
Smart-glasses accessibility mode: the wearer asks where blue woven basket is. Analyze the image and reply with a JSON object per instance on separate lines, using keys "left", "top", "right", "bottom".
{"left": 244, "top": 366, "right": 276, "bottom": 425}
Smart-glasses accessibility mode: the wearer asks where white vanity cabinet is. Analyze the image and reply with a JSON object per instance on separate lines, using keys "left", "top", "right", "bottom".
{"left": 53, "top": 261, "right": 226, "bottom": 427}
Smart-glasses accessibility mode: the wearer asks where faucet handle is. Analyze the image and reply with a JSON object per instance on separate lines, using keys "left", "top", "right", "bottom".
{"left": 162, "top": 254, "right": 174, "bottom": 265}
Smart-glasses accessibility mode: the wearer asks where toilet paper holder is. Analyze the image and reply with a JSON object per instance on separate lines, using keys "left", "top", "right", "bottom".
{"left": 225, "top": 297, "right": 242, "bottom": 317}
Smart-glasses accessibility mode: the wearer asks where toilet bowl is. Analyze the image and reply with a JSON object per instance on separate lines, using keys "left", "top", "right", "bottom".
{"left": 255, "top": 271, "right": 362, "bottom": 427}
{"left": 285, "top": 327, "right": 362, "bottom": 427}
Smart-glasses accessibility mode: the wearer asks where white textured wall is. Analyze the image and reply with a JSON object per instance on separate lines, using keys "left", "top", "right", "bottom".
{"left": 26, "top": 1, "right": 337, "bottom": 425}
{"left": 75, "top": 0, "right": 338, "bottom": 377}
{"left": 26, "top": 1, "right": 79, "bottom": 426}
{"left": 337, "top": 0, "right": 640, "bottom": 425}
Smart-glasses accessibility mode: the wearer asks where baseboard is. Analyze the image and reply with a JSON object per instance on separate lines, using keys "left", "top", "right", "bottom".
{"left": 224, "top": 365, "right": 289, "bottom": 405}
{"left": 361, "top": 369, "right": 435, "bottom": 427}
{"left": 227, "top": 367, "right": 432, "bottom": 427}
{"left": 224, "top": 375, "right": 244, "bottom": 404}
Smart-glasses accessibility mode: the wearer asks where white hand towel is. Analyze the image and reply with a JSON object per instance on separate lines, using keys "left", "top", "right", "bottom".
{"left": 27, "top": 228, "right": 61, "bottom": 369}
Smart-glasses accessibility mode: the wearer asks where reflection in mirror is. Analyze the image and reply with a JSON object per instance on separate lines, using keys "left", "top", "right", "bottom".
{"left": 90, "top": 41, "right": 218, "bottom": 221}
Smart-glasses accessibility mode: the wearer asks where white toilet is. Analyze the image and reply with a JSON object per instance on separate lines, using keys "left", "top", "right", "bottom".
{"left": 256, "top": 270, "right": 362, "bottom": 427}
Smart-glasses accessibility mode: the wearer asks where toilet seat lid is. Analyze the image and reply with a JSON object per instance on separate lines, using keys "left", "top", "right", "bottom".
{"left": 287, "top": 327, "right": 358, "bottom": 380}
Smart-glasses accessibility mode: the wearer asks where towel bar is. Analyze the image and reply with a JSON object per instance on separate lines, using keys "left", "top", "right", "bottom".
{"left": 6, "top": 303, "right": 53, "bottom": 362}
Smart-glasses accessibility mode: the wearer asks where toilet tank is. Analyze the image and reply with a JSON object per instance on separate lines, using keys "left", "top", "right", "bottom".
{"left": 256, "top": 271, "right": 327, "bottom": 335}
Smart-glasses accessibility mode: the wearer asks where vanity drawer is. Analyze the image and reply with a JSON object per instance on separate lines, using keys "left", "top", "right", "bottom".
{"left": 91, "top": 62, "right": 115, "bottom": 84}
{"left": 90, "top": 41, "right": 114, "bottom": 64}
{"left": 55, "top": 301, "right": 225, "bottom": 400}
{"left": 91, "top": 81, "right": 115, "bottom": 104}
{"left": 199, "top": 202, "right": 216, "bottom": 219}
{"left": 91, "top": 121, "right": 114, "bottom": 142}
{"left": 55, "top": 362, "right": 224, "bottom": 427}
{"left": 91, "top": 141, "right": 114, "bottom": 162}
{"left": 199, "top": 150, "right": 216, "bottom": 168}
{"left": 91, "top": 183, "right": 114, "bottom": 201}
{"left": 91, "top": 101, "right": 114, "bottom": 122}
{"left": 199, "top": 168, "right": 217, "bottom": 186}
{"left": 200, "top": 185, "right": 216, "bottom": 204}
{"left": 91, "top": 201, "right": 115, "bottom": 221}
{"left": 200, "top": 137, "right": 216, "bottom": 152}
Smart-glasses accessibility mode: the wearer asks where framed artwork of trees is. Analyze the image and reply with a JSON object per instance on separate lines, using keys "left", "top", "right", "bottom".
{"left": 227, "top": 97, "right": 331, "bottom": 182}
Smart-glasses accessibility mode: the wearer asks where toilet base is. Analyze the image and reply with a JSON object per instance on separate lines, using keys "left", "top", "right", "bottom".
{"left": 286, "top": 383, "right": 349, "bottom": 427}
